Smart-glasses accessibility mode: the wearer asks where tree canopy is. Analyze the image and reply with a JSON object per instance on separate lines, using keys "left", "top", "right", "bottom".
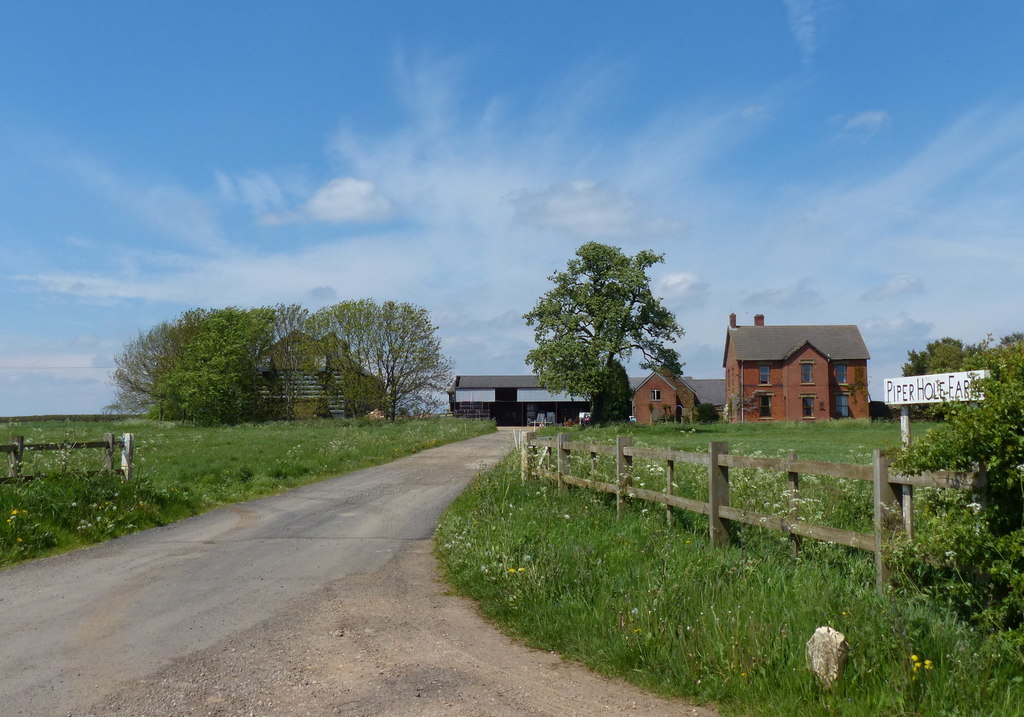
{"left": 902, "top": 333, "right": 1023, "bottom": 419}
{"left": 309, "top": 299, "right": 453, "bottom": 420}
{"left": 523, "top": 242, "right": 683, "bottom": 422}
{"left": 111, "top": 300, "right": 452, "bottom": 424}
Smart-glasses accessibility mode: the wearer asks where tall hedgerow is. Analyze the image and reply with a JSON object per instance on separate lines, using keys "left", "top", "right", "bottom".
{"left": 891, "top": 339, "right": 1024, "bottom": 634}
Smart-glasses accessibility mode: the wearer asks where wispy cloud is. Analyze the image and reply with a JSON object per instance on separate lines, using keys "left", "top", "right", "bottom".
{"left": 656, "top": 271, "right": 709, "bottom": 308}
{"left": 784, "top": 0, "right": 819, "bottom": 63}
{"left": 64, "top": 152, "right": 227, "bottom": 252}
{"left": 743, "top": 279, "right": 823, "bottom": 309}
{"left": 215, "top": 170, "right": 289, "bottom": 216}
{"left": 261, "top": 177, "right": 393, "bottom": 225}
{"left": 861, "top": 274, "right": 923, "bottom": 300}
{"left": 835, "top": 110, "right": 890, "bottom": 140}
{"left": 510, "top": 180, "right": 685, "bottom": 240}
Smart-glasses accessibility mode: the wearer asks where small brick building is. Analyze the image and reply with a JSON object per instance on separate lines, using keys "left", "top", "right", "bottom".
{"left": 723, "top": 313, "right": 870, "bottom": 422}
{"left": 630, "top": 372, "right": 726, "bottom": 424}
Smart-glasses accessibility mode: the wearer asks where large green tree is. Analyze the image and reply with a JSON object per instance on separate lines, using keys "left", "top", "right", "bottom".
{"left": 110, "top": 310, "right": 208, "bottom": 416}
{"left": 524, "top": 242, "right": 683, "bottom": 422}
{"left": 310, "top": 299, "right": 453, "bottom": 420}
{"left": 158, "top": 307, "right": 276, "bottom": 425}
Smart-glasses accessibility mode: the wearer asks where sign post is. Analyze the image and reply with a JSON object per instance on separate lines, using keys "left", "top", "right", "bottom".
{"left": 883, "top": 370, "right": 989, "bottom": 538}
{"left": 883, "top": 370, "right": 989, "bottom": 445}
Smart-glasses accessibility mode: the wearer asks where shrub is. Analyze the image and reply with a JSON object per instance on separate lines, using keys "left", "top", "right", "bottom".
{"left": 891, "top": 341, "right": 1024, "bottom": 633}
{"left": 695, "top": 403, "right": 720, "bottom": 424}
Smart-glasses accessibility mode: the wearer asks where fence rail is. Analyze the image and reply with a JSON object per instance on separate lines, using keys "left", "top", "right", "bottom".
{"left": 521, "top": 432, "right": 984, "bottom": 592}
{"left": 1, "top": 433, "right": 135, "bottom": 483}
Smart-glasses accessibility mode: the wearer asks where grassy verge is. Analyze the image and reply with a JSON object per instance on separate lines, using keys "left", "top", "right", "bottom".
{"left": 1, "top": 416, "right": 494, "bottom": 567}
{"left": 436, "top": 421, "right": 1024, "bottom": 716}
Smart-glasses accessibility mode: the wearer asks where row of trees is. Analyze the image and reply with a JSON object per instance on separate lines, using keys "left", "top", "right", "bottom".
{"left": 111, "top": 300, "right": 453, "bottom": 425}
{"left": 903, "top": 332, "right": 1024, "bottom": 376}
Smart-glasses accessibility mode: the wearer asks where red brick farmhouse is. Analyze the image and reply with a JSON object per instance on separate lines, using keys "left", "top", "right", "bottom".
{"left": 723, "top": 313, "right": 870, "bottom": 422}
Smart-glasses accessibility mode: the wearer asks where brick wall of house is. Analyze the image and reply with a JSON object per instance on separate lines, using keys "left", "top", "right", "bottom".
{"left": 632, "top": 374, "right": 677, "bottom": 423}
{"left": 726, "top": 352, "right": 870, "bottom": 422}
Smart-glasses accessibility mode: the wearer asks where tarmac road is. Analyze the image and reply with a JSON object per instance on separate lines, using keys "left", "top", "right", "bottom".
{"left": 0, "top": 430, "right": 512, "bottom": 715}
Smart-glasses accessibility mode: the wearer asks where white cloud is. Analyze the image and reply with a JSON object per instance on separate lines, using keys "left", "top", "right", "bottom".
{"left": 861, "top": 274, "right": 923, "bottom": 300}
{"left": 844, "top": 110, "right": 889, "bottom": 133}
{"left": 510, "top": 180, "right": 685, "bottom": 240}
{"left": 262, "top": 177, "right": 393, "bottom": 225}
{"left": 656, "top": 271, "right": 709, "bottom": 308}
{"left": 302, "top": 178, "right": 393, "bottom": 223}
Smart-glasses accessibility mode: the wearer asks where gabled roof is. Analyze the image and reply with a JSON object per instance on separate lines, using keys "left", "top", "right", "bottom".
{"left": 632, "top": 371, "right": 727, "bottom": 407}
{"left": 724, "top": 325, "right": 870, "bottom": 365}
{"left": 679, "top": 377, "right": 727, "bottom": 407}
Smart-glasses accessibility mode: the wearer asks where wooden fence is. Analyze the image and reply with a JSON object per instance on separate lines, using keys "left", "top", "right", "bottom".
{"left": 0, "top": 433, "right": 135, "bottom": 483}
{"left": 521, "top": 432, "right": 984, "bottom": 592}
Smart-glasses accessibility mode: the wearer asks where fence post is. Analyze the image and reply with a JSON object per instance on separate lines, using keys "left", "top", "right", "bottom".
{"left": 665, "top": 458, "right": 675, "bottom": 527}
{"left": 616, "top": 435, "right": 632, "bottom": 517}
{"left": 556, "top": 433, "right": 569, "bottom": 491}
{"left": 8, "top": 436, "right": 24, "bottom": 480}
{"left": 519, "top": 433, "right": 527, "bottom": 481}
{"left": 873, "top": 449, "right": 901, "bottom": 593}
{"left": 708, "top": 441, "right": 730, "bottom": 548}
{"left": 120, "top": 433, "right": 135, "bottom": 481}
{"left": 787, "top": 451, "right": 802, "bottom": 557}
{"left": 103, "top": 433, "right": 116, "bottom": 473}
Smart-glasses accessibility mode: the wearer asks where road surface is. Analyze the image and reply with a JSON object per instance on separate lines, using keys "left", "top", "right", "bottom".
{"left": 0, "top": 429, "right": 715, "bottom": 716}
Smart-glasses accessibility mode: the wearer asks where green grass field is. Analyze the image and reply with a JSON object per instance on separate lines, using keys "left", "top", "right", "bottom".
{"left": 0, "top": 416, "right": 494, "bottom": 567}
{"left": 436, "top": 419, "right": 1024, "bottom": 716}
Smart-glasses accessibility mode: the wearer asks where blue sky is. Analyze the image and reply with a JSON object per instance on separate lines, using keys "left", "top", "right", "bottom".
{"left": 2, "top": 1, "right": 1023, "bottom": 415}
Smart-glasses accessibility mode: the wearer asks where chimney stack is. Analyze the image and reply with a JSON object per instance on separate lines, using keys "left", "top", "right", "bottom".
{"left": 754, "top": 314, "right": 765, "bottom": 326}
{"left": 729, "top": 312, "right": 737, "bottom": 329}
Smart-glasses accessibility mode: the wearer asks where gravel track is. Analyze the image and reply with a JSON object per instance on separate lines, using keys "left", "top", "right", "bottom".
{"left": 89, "top": 540, "right": 717, "bottom": 716}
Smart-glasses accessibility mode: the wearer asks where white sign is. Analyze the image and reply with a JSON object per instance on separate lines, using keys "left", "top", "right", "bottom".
{"left": 884, "top": 370, "right": 989, "bottom": 406}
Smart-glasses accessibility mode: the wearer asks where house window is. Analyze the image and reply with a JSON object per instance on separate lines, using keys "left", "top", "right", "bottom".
{"left": 759, "top": 365, "right": 771, "bottom": 385}
{"left": 801, "top": 363, "right": 813, "bottom": 383}
{"left": 836, "top": 394, "right": 850, "bottom": 418}
{"left": 802, "top": 396, "right": 815, "bottom": 417}
{"left": 758, "top": 394, "right": 772, "bottom": 418}
{"left": 651, "top": 389, "right": 661, "bottom": 401}
{"left": 835, "top": 364, "right": 848, "bottom": 384}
